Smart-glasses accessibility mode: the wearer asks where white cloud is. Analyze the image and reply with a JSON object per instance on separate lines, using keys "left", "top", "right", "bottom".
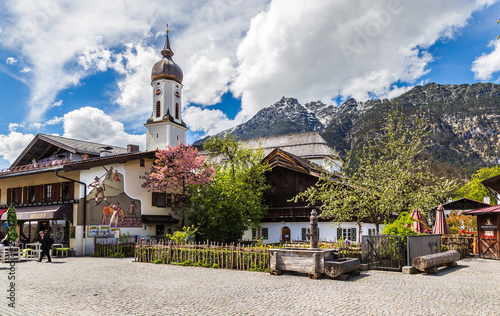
{"left": 0, "top": 0, "right": 494, "bottom": 140}
{"left": 110, "top": 43, "right": 159, "bottom": 127}
{"left": 183, "top": 106, "right": 240, "bottom": 136}
{"left": 60, "top": 107, "right": 145, "bottom": 150}
{"left": 183, "top": 56, "right": 235, "bottom": 105}
{"left": 0, "top": 132, "right": 35, "bottom": 164}
{"left": 0, "top": 0, "right": 269, "bottom": 127}
{"left": 46, "top": 116, "right": 64, "bottom": 125}
{"left": 230, "top": 0, "right": 494, "bottom": 122}
{"left": 52, "top": 100, "right": 63, "bottom": 107}
{"left": 472, "top": 40, "right": 500, "bottom": 80}
{"left": 8, "top": 123, "right": 24, "bottom": 132}
{"left": 19, "top": 67, "right": 31, "bottom": 73}
{"left": 6, "top": 57, "right": 17, "bottom": 64}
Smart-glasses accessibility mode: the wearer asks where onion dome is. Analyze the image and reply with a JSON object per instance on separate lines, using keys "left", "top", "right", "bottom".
{"left": 151, "top": 27, "right": 183, "bottom": 84}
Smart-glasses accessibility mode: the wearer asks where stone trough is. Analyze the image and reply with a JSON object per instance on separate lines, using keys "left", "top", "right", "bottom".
{"left": 269, "top": 248, "right": 360, "bottom": 279}
{"left": 269, "top": 210, "right": 360, "bottom": 280}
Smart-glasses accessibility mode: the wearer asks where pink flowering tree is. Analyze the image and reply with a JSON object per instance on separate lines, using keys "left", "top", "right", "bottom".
{"left": 142, "top": 143, "right": 215, "bottom": 222}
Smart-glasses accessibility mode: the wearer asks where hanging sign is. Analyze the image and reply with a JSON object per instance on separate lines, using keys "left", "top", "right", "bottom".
{"left": 480, "top": 217, "right": 498, "bottom": 239}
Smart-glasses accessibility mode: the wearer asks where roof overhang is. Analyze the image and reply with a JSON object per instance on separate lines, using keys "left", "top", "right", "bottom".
{"left": 63, "top": 151, "right": 157, "bottom": 171}
{"left": 482, "top": 174, "right": 500, "bottom": 195}
{"left": 141, "top": 215, "right": 180, "bottom": 224}
{"left": 463, "top": 205, "right": 500, "bottom": 215}
{"left": 0, "top": 204, "right": 73, "bottom": 222}
{"left": 428, "top": 198, "right": 491, "bottom": 213}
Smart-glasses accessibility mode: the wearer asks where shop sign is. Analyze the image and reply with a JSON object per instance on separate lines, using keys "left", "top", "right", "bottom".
{"left": 15, "top": 211, "right": 54, "bottom": 220}
{"left": 480, "top": 217, "right": 498, "bottom": 239}
{"left": 87, "top": 226, "right": 99, "bottom": 237}
{"left": 99, "top": 226, "right": 110, "bottom": 235}
{"left": 111, "top": 228, "right": 120, "bottom": 238}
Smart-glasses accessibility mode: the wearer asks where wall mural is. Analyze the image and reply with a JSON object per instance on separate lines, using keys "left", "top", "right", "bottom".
{"left": 86, "top": 166, "right": 142, "bottom": 228}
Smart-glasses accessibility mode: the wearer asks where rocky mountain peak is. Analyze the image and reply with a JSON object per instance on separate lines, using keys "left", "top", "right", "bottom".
{"left": 194, "top": 83, "right": 500, "bottom": 178}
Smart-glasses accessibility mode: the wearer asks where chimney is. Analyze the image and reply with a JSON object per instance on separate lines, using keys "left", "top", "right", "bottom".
{"left": 127, "top": 144, "right": 140, "bottom": 153}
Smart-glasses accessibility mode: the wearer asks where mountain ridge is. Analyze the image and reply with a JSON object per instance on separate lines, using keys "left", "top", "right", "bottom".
{"left": 194, "top": 82, "right": 500, "bottom": 178}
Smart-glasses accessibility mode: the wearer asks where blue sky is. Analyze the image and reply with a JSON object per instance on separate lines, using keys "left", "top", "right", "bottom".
{"left": 0, "top": 0, "right": 500, "bottom": 169}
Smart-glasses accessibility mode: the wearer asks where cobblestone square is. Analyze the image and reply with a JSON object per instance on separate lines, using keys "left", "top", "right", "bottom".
{"left": 1, "top": 257, "right": 499, "bottom": 315}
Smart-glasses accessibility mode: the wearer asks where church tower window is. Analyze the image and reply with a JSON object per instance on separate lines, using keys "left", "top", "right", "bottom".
{"left": 175, "top": 103, "right": 180, "bottom": 119}
{"left": 156, "top": 101, "right": 161, "bottom": 118}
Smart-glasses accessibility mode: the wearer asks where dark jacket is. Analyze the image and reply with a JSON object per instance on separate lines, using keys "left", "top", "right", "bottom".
{"left": 41, "top": 235, "right": 54, "bottom": 250}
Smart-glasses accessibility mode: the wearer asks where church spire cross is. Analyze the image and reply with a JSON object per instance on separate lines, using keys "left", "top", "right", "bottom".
{"left": 161, "top": 23, "right": 173, "bottom": 57}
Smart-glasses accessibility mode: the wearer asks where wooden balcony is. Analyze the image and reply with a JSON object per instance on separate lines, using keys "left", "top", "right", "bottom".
{"left": 262, "top": 206, "right": 321, "bottom": 222}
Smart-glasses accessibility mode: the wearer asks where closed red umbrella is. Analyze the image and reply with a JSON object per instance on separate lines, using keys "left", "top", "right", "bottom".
{"left": 433, "top": 204, "right": 450, "bottom": 235}
{"left": 411, "top": 208, "right": 431, "bottom": 234}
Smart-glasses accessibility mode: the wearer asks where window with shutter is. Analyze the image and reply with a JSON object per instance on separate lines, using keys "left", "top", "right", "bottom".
{"left": 156, "top": 101, "right": 161, "bottom": 117}
{"left": 23, "top": 187, "right": 28, "bottom": 204}
{"left": 166, "top": 194, "right": 172, "bottom": 208}
{"left": 152, "top": 192, "right": 158, "bottom": 206}
{"left": 152, "top": 192, "right": 166, "bottom": 207}
{"left": 68, "top": 181, "right": 75, "bottom": 200}
{"left": 262, "top": 228, "right": 268, "bottom": 240}
{"left": 52, "top": 183, "right": 60, "bottom": 201}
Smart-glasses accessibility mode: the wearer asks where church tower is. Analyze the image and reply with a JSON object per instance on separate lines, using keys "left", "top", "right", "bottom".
{"left": 145, "top": 26, "right": 187, "bottom": 150}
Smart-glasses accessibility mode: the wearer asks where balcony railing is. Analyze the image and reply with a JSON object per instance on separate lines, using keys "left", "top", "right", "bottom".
{"left": 0, "top": 159, "right": 69, "bottom": 175}
{"left": 263, "top": 207, "right": 321, "bottom": 220}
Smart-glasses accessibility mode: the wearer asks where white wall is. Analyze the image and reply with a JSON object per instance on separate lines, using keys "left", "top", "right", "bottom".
{"left": 244, "top": 221, "right": 380, "bottom": 243}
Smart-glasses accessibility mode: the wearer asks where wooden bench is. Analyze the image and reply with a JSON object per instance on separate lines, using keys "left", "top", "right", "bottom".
{"left": 413, "top": 250, "right": 460, "bottom": 274}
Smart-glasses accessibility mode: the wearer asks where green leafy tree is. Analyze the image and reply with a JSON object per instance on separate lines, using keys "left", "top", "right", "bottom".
{"left": 295, "top": 108, "right": 458, "bottom": 233}
{"left": 457, "top": 166, "right": 500, "bottom": 205}
{"left": 188, "top": 134, "right": 269, "bottom": 243}
{"left": 447, "top": 210, "right": 477, "bottom": 234}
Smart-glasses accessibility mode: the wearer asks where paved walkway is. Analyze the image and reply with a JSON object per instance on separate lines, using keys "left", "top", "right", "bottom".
{"left": 1, "top": 256, "right": 499, "bottom": 315}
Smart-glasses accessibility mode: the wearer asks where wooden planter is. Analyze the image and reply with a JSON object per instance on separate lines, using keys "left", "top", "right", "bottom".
{"left": 269, "top": 248, "right": 360, "bottom": 279}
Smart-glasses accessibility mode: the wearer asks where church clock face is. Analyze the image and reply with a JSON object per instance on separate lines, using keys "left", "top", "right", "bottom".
{"left": 155, "top": 88, "right": 162, "bottom": 97}
{"left": 175, "top": 90, "right": 181, "bottom": 99}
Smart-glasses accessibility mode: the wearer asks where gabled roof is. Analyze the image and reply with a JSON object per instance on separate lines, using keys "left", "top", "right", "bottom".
{"left": 11, "top": 134, "right": 127, "bottom": 168}
{"left": 262, "top": 148, "right": 332, "bottom": 178}
{"left": 482, "top": 174, "right": 500, "bottom": 196}
{"left": 428, "top": 197, "right": 491, "bottom": 213}
{"left": 242, "top": 131, "right": 337, "bottom": 159}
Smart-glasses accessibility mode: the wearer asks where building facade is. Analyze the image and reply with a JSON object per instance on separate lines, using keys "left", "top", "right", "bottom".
{"left": 0, "top": 29, "right": 185, "bottom": 255}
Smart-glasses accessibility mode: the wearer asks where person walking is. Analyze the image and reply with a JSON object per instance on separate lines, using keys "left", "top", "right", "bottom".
{"left": 38, "top": 231, "right": 54, "bottom": 263}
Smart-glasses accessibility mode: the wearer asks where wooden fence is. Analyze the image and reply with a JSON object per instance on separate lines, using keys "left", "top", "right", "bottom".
{"left": 93, "top": 238, "right": 361, "bottom": 273}
{"left": 442, "top": 235, "right": 473, "bottom": 258}
{"left": 93, "top": 236, "right": 135, "bottom": 257}
{"left": 93, "top": 242, "right": 136, "bottom": 257}
{"left": 135, "top": 241, "right": 270, "bottom": 272}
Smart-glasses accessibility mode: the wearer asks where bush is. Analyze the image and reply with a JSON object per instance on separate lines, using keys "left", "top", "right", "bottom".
{"left": 382, "top": 212, "right": 419, "bottom": 244}
{"left": 166, "top": 225, "right": 198, "bottom": 243}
